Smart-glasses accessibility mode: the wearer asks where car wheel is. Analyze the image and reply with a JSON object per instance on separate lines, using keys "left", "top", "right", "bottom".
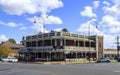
{"left": 106, "top": 60, "right": 110, "bottom": 63}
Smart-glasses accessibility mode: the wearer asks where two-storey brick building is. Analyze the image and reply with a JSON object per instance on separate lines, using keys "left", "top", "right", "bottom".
{"left": 19, "top": 30, "right": 103, "bottom": 61}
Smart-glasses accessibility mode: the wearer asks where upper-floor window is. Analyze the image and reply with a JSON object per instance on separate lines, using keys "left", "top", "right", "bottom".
{"left": 99, "top": 42, "right": 101, "bottom": 47}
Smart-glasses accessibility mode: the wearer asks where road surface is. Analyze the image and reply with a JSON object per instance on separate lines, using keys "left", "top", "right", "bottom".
{"left": 0, "top": 62, "right": 120, "bottom": 75}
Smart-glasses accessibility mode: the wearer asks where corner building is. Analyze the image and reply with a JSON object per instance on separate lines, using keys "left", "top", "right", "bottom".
{"left": 20, "top": 31, "right": 104, "bottom": 61}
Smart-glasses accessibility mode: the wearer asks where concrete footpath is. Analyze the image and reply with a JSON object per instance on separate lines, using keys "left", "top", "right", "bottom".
{"left": 19, "top": 60, "right": 117, "bottom": 65}
{"left": 33, "top": 59, "right": 117, "bottom": 65}
{"left": 34, "top": 60, "right": 96, "bottom": 65}
{"left": 35, "top": 61, "right": 95, "bottom": 65}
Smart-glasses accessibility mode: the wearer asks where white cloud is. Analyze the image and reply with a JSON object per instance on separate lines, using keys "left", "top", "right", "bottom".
{"left": 7, "top": 22, "right": 17, "bottom": 27}
{"left": 46, "top": 15, "right": 63, "bottom": 24}
{"left": 103, "top": 1, "right": 120, "bottom": 18}
{"left": 30, "top": 23, "right": 43, "bottom": 34}
{"left": 0, "top": 0, "right": 63, "bottom": 37}
{"left": 76, "top": 18, "right": 117, "bottom": 49}
{"left": 77, "top": 17, "right": 119, "bottom": 49}
{"left": 108, "top": 27, "right": 118, "bottom": 33}
{"left": 80, "top": 6, "right": 97, "bottom": 18}
{"left": 103, "top": 1, "right": 110, "bottom": 6}
{"left": 99, "top": 14, "right": 120, "bottom": 48}
{"left": 93, "top": 1, "right": 100, "bottom": 9}
{"left": 100, "top": 15, "right": 120, "bottom": 27}
{"left": 27, "top": 14, "right": 62, "bottom": 24}
{"left": 30, "top": 23, "right": 48, "bottom": 34}
{"left": 0, "top": 21, "right": 22, "bottom": 27}
{"left": 103, "top": 34, "right": 116, "bottom": 49}
{"left": 0, "top": 35, "right": 8, "bottom": 43}
{"left": 20, "top": 26, "right": 27, "bottom": 30}
{"left": 77, "top": 21, "right": 117, "bottom": 49}
{"left": 101, "top": 0, "right": 120, "bottom": 48}
{"left": 27, "top": 15, "right": 63, "bottom": 34}
{"left": 0, "top": 0, "right": 37, "bottom": 15}
{"left": 105, "top": 5, "right": 120, "bottom": 17}
{"left": 77, "top": 19, "right": 102, "bottom": 35}
{"left": 78, "top": 0, "right": 120, "bottom": 49}
{"left": 111, "top": 0, "right": 120, "bottom": 4}
{"left": 53, "top": 28, "right": 63, "bottom": 32}
{"left": 0, "top": 0, "right": 63, "bottom": 15}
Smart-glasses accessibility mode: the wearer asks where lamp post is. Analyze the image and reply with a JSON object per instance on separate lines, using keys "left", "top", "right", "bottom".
{"left": 34, "top": 16, "right": 45, "bottom": 62}
{"left": 117, "top": 36, "right": 120, "bottom": 61}
{"left": 88, "top": 21, "right": 97, "bottom": 62}
{"left": 34, "top": 17, "right": 45, "bottom": 33}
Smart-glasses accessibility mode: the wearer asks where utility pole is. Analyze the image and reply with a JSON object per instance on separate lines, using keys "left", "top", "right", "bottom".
{"left": 116, "top": 36, "right": 120, "bottom": 61}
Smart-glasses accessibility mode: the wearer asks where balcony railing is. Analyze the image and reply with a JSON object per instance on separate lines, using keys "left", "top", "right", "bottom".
{"left": 64, "top": 46, "right": 96, "bottom": 51}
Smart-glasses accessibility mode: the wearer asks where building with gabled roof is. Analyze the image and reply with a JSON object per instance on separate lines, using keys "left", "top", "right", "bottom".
{"left": 1, "top": 41, "right": 24, "bottom": 57}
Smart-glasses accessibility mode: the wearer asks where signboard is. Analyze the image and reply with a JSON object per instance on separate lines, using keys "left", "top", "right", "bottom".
{"left": 53, "top": 46, "right": 63, "bottom": 50}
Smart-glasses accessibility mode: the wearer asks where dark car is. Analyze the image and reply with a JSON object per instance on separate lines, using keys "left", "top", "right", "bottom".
{"left": 117, "top": 58, "right": 120, "bottom": 62}
{"left": 96, "top": 58, "right": 111, "bottom": 63}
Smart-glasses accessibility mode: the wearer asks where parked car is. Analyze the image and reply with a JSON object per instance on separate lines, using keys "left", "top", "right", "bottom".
{"left": 1, "top": 57, "right": 18, "bottom": 62}
{"left": 117, "top": 58, "right": 120, "bottom": 62}
{"left": 96, "top": 58, "right": 111, "bottom": 63}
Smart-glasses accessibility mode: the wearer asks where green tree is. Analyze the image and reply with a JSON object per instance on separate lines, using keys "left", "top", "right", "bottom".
{"left": 8, "top": 38, "right": 16, "bottom": 44}
{"left": 61, "top": 28, "right": 68, "bottom": 32}
{"left": 0, "top": 44, "right": 12, "bottom": 58}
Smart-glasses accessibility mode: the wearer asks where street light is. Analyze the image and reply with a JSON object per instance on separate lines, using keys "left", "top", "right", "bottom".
{"left": 34, "top": 16, "right": 45, "bottom": 62}
{"left": 88, "top": 21, "right": 97, "bottom": 62}
{"left": 34, "top": 16, "right": 45, "bottom": 33}
{"left": 117, "top": 36, "right": 120, "bottom": 61}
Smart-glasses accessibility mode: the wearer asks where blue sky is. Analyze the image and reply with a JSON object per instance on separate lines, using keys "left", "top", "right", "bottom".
{"left": 0, "top": 0, "right": 120, "bottom": 49}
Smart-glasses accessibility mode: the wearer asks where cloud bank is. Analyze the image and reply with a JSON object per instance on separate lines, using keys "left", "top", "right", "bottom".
{"left": 78, "top": 0, "right": 120, "bottom": 48}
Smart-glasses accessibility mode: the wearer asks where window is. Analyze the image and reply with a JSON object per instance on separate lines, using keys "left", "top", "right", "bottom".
{"left": 99, "top": 42, "right": 101, "bottom": 47}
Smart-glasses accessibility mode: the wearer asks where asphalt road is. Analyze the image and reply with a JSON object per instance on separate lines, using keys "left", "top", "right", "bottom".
{"left": 0, "top": 62, "right": 120, "bottom": 75}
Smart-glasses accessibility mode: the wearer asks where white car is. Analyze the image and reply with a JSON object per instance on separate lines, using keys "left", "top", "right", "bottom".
{"left": 2, "top": 57, "right": 18, "bottom": 62}
{"left": 96, "top": 58, "right": 111, "bottom": 63}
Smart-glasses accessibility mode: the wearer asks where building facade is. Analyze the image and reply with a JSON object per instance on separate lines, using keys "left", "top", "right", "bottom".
{"left": 19, "top": 31, "right": 103, "bottom": 61}
{"left": 104, "top": 49, "right": 119, "bottom": 60}
{"left": 1, "top": 41, "right": 24, "bottom": 57}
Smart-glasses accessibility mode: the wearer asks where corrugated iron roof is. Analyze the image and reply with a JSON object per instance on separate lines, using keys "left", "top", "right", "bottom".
{"left": 1, "top": 41, "right": 24, "bottom": 48}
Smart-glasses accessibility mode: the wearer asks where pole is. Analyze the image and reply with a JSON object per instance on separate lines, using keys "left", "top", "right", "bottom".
{"left": 96, "top": 35, "right": 99, "bottom": 60}
{"left": 96, "top": 25, "right": 98, "bottom": 60}
{"left": 34, "top": 16, "right": 45, "bottom": 62}
{"left": 117, "top": 36, "right": 120, "bottom": 61}
{"left": 88, "top": 21, "right": 97, "bottom": 62}
{"left": 41, "top": 17, "right": 45, "bottom": 62}
{"left": 88, "top": 22, "right": 90, "bottom": 62}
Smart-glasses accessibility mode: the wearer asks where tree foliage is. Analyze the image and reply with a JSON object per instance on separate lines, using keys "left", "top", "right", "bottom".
{"left": 61, "top": 28, "right": 68, "bottom": 32}
{"left": 0, "top": 44, "right": 12, "bottom": 58}
{"left": 8, "top": 38, "right": 16, "bottom": 44}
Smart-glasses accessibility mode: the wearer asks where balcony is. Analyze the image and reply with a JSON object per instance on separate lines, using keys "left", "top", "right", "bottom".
{"left": 64, "top": 46, "right": 96, "bottom": 52}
